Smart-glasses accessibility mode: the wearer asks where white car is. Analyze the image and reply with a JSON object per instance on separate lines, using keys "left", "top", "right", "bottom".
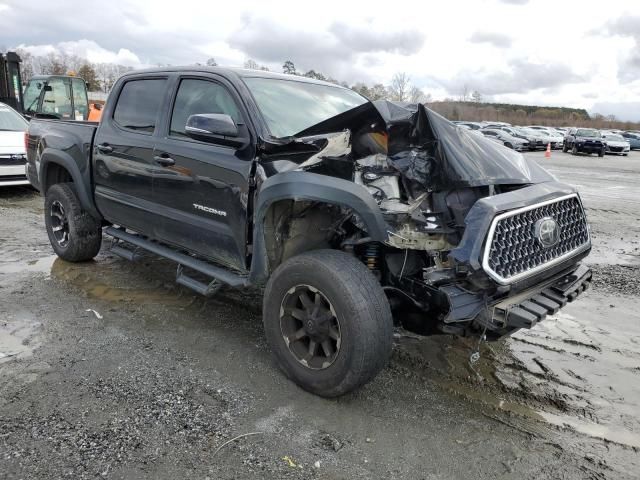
{"left": 601, "top": 133, "right": 631, "bottom": 156}
{"left": 0, "top": 102, "right": 29, "bottom": 186}
{"left": 525, "top": 126, "right": 564, "bottom": 149}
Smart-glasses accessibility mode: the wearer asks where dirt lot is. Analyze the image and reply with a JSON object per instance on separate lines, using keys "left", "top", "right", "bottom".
{"left": 1, "top": 150, "right": 639, "bottom": 479}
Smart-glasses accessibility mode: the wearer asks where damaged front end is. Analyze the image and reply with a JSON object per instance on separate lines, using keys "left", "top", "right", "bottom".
{"left": 255, "top": 100, "right": 592, "bottom": 339}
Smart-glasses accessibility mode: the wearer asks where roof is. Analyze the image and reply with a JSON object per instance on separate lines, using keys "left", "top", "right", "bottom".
{"left": 121, "top": 66, "right": 349, "bottom": 90}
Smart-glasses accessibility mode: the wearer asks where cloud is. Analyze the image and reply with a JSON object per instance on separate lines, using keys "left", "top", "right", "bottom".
{"left": 328, "top": 22, "right": 424, "bottom": 56}
{"left": 430, "top": 59, "right": 587, "bottom": 95}
{"left": 498, "top": 0, "right": 529, "bottom": 4}
{"left": 596, "top": 15, "right": 640, "bottom": 83}
{"left": 469, "top": 31, "right": 513, "bottom": 48}
{"left": 17, "top": 40, "right": 141, "bottom": 66}
{"left": 227, "top": 16, "right": 423, "bottom": 81}
{"left": 590, "top": 101, "right": 640, "bottom": 122}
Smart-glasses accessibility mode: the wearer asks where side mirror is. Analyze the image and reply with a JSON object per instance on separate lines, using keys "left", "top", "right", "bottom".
{"left": 185, "top": 113, "right": 238, "bottom": 138}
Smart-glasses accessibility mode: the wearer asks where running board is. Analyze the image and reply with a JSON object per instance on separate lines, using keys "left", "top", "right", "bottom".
{"left": 105, "top": 227, "right": 248, "bottom": 290}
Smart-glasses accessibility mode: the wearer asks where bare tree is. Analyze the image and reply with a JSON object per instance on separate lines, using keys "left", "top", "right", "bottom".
{"left": 206, "top": 58, "right": 217, "bottom": 66}
{"left": 408, "top": 85, "right": 431, "bottom": 104}
{"left": 389, "top": 72, "right": 411, "bottom": 102}
{"left": 471, "top": 90, "right": 482, "bottom": 103}
{"left": 244, "top": 59, "right": 259, "bottom": 70}
{"left": 368, "top": 84, "right": 389, "bottom": 101}
{"left": 459, "top": 84, "right": 470, "bottom": 102}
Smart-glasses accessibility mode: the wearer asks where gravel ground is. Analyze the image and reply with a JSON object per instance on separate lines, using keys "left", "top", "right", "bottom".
{"left": 1, "top": 150, "right": 639, "bottom": 479}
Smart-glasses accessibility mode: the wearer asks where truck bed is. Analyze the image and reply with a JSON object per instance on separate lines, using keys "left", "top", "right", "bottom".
{"left": 26, "top": 118, "right": 99, "bottom": 192}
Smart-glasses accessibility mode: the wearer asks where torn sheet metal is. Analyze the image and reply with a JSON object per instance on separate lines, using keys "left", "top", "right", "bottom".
{"left": 290, "top": 100, "right": 554, "bottom": 191}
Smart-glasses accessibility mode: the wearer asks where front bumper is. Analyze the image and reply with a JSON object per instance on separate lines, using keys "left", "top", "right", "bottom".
{"left": 491, "top": 264, "right": 592, "bottom": 330}
{"left": 576, "top": 142, "right": 604, "bottom": 153}
{"left": 0, "top": 165, "right": 30, "bottom": 186}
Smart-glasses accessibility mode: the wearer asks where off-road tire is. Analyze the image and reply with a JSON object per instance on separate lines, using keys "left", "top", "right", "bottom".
{"left": 44, "top": 183, "right": 102, "bottom": 262}
{"left": 263, "top": 249, "right": 393, "bottom": 397}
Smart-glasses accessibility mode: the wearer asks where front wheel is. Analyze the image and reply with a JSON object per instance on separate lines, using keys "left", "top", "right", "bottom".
{"left": 44, "top": 183, "right": 102, "bottom": 262}
{"left": 571, "top": 145, "right": 578, "bottom": 155}
{"left": 263, "top": 249, "right": 393, "bottom": 397}
{"left": 562, "top": 142, "right": 568, "bottom": 153}
{"left": 598, "top": 148, "right": 605, "bottom": 158}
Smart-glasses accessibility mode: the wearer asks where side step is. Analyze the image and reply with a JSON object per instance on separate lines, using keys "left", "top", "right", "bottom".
{"left": 105, "top": 227, "right": 248, "bottom": 294}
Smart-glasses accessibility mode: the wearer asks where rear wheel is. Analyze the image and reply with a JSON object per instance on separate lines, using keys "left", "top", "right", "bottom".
{"left": 263, "top": 249, "right": 393, "bottom": 397}
{"left": 44, "top": 183, "right": 102, "bottom": 262}
{"left": 598, "top": 148, "right": 605, "bottom": 158}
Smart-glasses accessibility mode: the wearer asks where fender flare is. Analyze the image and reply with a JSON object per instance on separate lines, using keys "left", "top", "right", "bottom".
{"left": 40, "top": 149, "right": 100, "bottom": 219}
{"left": 248, "top": 170, "right": 389, "bottom": 284}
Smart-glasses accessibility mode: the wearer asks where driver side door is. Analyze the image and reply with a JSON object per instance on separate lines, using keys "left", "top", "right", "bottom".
{"left": 151, "top": 74, "right": 255, "bottom": 271}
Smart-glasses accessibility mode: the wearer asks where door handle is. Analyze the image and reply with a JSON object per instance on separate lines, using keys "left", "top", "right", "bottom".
{"left": 97, "top": 143, "right": 113, "bottom": 154}
{"left": 153, "top": 155, "right": 175, "bottom": 167}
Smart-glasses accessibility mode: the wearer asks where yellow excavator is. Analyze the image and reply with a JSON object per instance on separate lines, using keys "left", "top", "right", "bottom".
{"left": 1, "top": 51, "right": 103, "bottom": 122}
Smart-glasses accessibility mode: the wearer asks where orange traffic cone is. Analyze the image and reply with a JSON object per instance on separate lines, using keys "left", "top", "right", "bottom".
{"left": 544, "top": 143, "right": 551, "bottom": 158}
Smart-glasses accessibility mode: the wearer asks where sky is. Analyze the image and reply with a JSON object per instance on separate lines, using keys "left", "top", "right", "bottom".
{"left": 2, "top": 0, "right": 640, "bottom": 120}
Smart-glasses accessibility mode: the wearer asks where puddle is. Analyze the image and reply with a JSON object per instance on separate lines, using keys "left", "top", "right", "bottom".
{"left": 0, "top": 309, "right": 41, "bottom": 364}
{"left": 396, "top": 293, "right": 640, "bottom": 449}
{"left": 0, "top": 255, "right": 57, "bottom": 275}
{"left": 49, "top": 255, "right": 199, "bottom": 305}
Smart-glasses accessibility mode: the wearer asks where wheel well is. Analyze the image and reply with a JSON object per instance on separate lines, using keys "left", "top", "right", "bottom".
{"left": 262, "top": 199, "right": 364, "bottom": 273}
{"left": 43, "top": 162, "right": 73, "bottom": 193}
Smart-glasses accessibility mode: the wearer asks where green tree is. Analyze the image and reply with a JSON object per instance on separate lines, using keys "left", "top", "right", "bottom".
{"left": 282, "top": 60, "right": 296, "bottom": 75}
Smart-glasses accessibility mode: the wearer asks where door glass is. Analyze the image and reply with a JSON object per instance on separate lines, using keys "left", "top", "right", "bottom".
{"left": 170, "top": 79, "right": 241, "bottom": 137}
{"left": 71, "top": 77, "right": 89, "bottom": 120}
{"left": 23, "top": 80, "right": 43, "bottom": 114}
{"left": 113, "top": 79, "right": 167, "bottom": 133}
{"left": 41, "top": 78, "right": 72, "bottom": 119}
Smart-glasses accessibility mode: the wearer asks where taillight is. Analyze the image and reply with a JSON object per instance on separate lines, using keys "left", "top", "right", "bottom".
{"left": 24, "top": 132, "right": 29, "bottom": 153}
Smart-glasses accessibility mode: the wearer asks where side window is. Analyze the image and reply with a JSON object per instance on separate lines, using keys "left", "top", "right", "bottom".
{"left": 71, "top": 78, "right": 89, "bottom": 120}
{"left": 41, "top": 78, "right": 72, "bottom": 119}
{"left": 23, "top": 80, "right": 43, "bottom": 114}
{"left": 170, "top": 79, "right": 241, "bottom": 138}
{"left": 485, "top": 131, "right": 497, "bottom": 136}
{"left": 113, "top": 79, "right": 167, "bottom": 133}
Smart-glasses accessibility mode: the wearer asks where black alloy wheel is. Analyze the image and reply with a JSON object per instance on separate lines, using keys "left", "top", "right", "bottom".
{"left": 279, "top": 284, "right": 341, "bottom": 370}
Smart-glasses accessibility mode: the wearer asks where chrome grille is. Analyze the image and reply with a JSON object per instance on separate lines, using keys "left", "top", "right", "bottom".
{"left": 483, "top": 194, "right": 590, "bottom": 284}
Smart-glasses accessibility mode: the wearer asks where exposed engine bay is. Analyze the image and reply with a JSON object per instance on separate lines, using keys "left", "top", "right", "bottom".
{"left": 256, "top": 101, "right": 591, "bottom": 339}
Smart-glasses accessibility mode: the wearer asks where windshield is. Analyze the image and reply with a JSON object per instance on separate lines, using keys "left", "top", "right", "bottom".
{"left": 576, "top": 129, "right": 600, "bottom": 137}
{"left": 243, "top": 77, "right": 367, "bottom": 138}
{"left": 605, "top": 134, "right": 624, "bottom": 141}
{"left": 23, "top": 80, "right": 43, "bottom": 114}
{"left": 0, "top": 104, "right": 29, "bottom": 131}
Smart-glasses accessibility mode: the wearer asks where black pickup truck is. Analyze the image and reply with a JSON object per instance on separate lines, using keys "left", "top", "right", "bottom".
{"left": 26, "top": 67, "right": 592, "bottom": 397}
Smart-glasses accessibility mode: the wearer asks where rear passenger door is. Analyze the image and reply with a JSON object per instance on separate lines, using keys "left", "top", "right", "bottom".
{"left": 151, "top": 74, "right": 255, "bottom": 271}
{"left": 93, "top": 76, "right": 169, "bottom": 236}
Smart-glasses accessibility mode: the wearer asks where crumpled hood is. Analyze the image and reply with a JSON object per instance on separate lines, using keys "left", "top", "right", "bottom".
{"left": 291, "top": 100, "right": 554, "bottom": 190}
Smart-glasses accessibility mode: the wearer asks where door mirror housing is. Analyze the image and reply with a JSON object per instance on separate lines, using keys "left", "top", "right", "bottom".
{"left": 185, "top": 113, "right": 238, "bottom": 139}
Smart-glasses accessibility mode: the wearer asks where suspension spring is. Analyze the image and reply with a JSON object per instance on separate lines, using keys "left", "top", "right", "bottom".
{"left": 365, "top": 243, "right": 380, "bottom": 273}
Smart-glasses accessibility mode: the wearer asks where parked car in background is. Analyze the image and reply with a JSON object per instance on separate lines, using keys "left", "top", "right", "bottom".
{"left": 495, "top": 126, "right": 544, "bottom": 150}
{"left": 480, "top": 128, "right": 529, "bottom": 151}
{"left": 455, "top": 121, "right": 484, "bottom": 130}
{"left": 563, "top": 128, "right": 605, "bottom": 156}
{"left": 0, "top": 102, "right": 29, "bottom": 186}
{"left": 522, "top": 127, "right": 563, "bottom": 149}
{"left": 601, "top": 132, "right": 630, "bottom": 156}
{"left": 622, "top": 132, "right": 640, "bottom": 150}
